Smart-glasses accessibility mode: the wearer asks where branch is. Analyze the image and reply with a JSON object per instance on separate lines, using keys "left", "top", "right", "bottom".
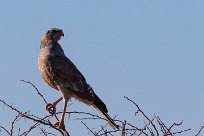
{"left": 0, "top": 81, "right": 196, "bottom": 136}
{"left": 124, "top": 96, "right": 159, "bottom": 135}
{"left": 195, "top": 126, "right": 204, "bottom": 136}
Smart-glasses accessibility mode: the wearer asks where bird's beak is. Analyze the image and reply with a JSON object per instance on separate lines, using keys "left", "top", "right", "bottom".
{"left": 61, "top": 32, "right": 64, "bottom": 37}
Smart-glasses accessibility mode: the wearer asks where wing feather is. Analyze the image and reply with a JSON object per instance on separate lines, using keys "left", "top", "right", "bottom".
{"left": 45, "top": 54, "right": 87, "bottom": 92}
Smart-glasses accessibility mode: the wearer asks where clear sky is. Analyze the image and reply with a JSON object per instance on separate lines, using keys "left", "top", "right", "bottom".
{"left": 0, "top": 0, "right": 204, "bottom": 135}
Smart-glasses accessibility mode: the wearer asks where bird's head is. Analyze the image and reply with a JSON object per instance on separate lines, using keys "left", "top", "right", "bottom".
{"left": 41, "top": 28, "right": 64, "bottom": 44}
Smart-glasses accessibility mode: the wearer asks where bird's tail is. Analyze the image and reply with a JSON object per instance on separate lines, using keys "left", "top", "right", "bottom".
{"left": 93, "top": 97, "right": 119, "bottom": 129}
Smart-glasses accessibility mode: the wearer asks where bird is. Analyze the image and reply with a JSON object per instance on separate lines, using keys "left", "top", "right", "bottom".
{"left": 38, "top": 28, "right": 119, "bottom": 130}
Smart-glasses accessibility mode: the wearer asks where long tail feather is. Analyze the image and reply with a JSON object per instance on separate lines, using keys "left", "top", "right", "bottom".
{"left": 87, "top": 85, "right": 119, "bottom": 129}
{"left": 93, "top": 98, "right": 119, "bottom": 129}
{"left": 96, "top": 106, "right": 119, "bottom": 129}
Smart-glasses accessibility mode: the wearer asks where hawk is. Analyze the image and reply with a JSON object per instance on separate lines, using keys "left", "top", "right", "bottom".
{"left": 38, "top": 28, "right": 118, "bottom": 130}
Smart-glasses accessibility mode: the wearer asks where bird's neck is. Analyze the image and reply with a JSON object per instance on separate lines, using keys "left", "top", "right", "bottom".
{"left": 40, "top": 39, "right": 58, "bottom": 48}
{"left": 40, "top": 40, "right": 65, "bottom": 56}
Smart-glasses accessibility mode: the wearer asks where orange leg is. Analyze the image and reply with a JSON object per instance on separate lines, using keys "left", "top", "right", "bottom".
{"left": 46, "top": 97, "right": 63, "bottom": 114}
{"left": 58, "top": 99, "right": 68, "bottom": 130}
{"left": 52, "top": 97, "right": 63, "bottom": 106}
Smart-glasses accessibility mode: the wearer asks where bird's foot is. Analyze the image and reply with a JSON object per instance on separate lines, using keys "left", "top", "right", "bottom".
{"left": 46, "top": 103, "right": 56, "bottom": 115}
{"left": 55, "top": 121, "right": 65, "bottom": 131}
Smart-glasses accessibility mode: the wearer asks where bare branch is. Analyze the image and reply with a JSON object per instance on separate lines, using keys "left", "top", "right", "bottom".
{"left": 195, "top": 126, "right": 204, "bottom": 136}
{"left": 81, "top": 121, "right": 97, "bottom": 136}
{"left": 124, "top": 96, "right": 159, "bottom": 135}
{"left": 121, "top": 120, "right": 126, "bottom": 136}
{"left": 0, "top": 126, "right": 10, "bottom": 135}
{"left": 0, "top": 81, "right": 197, "bottom": 136}
{"left": 20, "top": 80, "right": 48, "bottom": 104}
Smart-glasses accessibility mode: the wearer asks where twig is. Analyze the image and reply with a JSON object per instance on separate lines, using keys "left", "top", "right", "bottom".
{"left": 20, "top": 80, "right": 48, "bottom": 104}
{"left": 0, "top": 126, "right": 10, "bottom": 135}
{"left": 81, "top": 121, "right": 97, "bottom": 136}
{"left": 0, "top": 99, "right": 70, "bottom": 136}
{"left": 0, "top": 81, "right": 197, "bottom": 136}
{"left": 138, "top": 117, "right": 156, "bottom": 136}
{"left": 20, "top": 80, "right": 60, "bottom": 122}
{"left": 172, "top": 128, "right": 191, "bottom": 135}
{"left": 10, "top": 113, "right": 22, "bottom": 136}
{"left": 195, "top": 126, "right": 204, "bottom": 136}
{"left": 124, "top": 96, "right": 159, "bottom": 136}
{"left": 121, "top": 120, "right": 126, "bottom": 136}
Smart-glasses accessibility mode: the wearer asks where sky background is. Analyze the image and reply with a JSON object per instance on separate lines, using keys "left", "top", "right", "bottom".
{"left": 0, "top": 0, "right": 204, "bottom": 135}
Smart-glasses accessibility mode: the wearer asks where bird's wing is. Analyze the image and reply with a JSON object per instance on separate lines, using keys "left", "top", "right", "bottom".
{"left": 44, "top": 54, "right": 87, "bottom": 92}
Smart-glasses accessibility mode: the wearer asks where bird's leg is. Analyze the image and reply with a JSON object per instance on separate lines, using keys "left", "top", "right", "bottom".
{"left": 57, "top": 98, "right": 68, "bottom": 130}
{"left": 46, "top": 97, "right": 63, "bottom": 115}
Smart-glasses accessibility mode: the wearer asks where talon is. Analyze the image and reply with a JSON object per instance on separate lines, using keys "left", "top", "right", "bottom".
{"left": 46, "top": 103, "right": 56, "bottom": 115}
{"left": 54, "top": 121, "right": 59, "bottom": 127}
{"left": 45, "top": 103, "right": 52, "bottom": 110}
{"left": 55, "top": 121, "right": 65, "bottom": 131}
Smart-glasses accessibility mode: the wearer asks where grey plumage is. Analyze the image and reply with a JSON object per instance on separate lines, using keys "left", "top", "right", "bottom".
{"left": 38, "top": 28, "right": 118, "bottom": 129}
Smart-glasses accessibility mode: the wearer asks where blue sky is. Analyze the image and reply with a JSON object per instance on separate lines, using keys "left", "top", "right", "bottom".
{"left": 0, "top": 0, "right": 204, "bottom": 135}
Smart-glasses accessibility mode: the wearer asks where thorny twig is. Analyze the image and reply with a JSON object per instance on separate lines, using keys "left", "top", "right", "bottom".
{"left": 195, "top": 126, "right": 204, "bottom": 136}
{"left": 0, "top": 126, "right": 10, "bottom": 135}
{"left": 10, "top": 113, "right": 22, "bottom": 136}
{"left": 0, "top": 99, "right": 69, "bottom": 136}
{"left": 81, "top": 121, "right": 97, "bottom": 136}
{"left": 124, "top": 96, "right": 159, "bottom": 135}
{"left": 121, "top": 120, "right": 126, "bottom": 136}
{"left": 0, "top": 80, "right": 200, "bottom": 136}
{"left": 20, "top": 80, "right": 48, "bottom": 104}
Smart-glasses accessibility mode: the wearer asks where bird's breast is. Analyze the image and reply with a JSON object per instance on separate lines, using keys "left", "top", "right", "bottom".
{"left": 38, "top": 51, "right": 59, "bottom": 91}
